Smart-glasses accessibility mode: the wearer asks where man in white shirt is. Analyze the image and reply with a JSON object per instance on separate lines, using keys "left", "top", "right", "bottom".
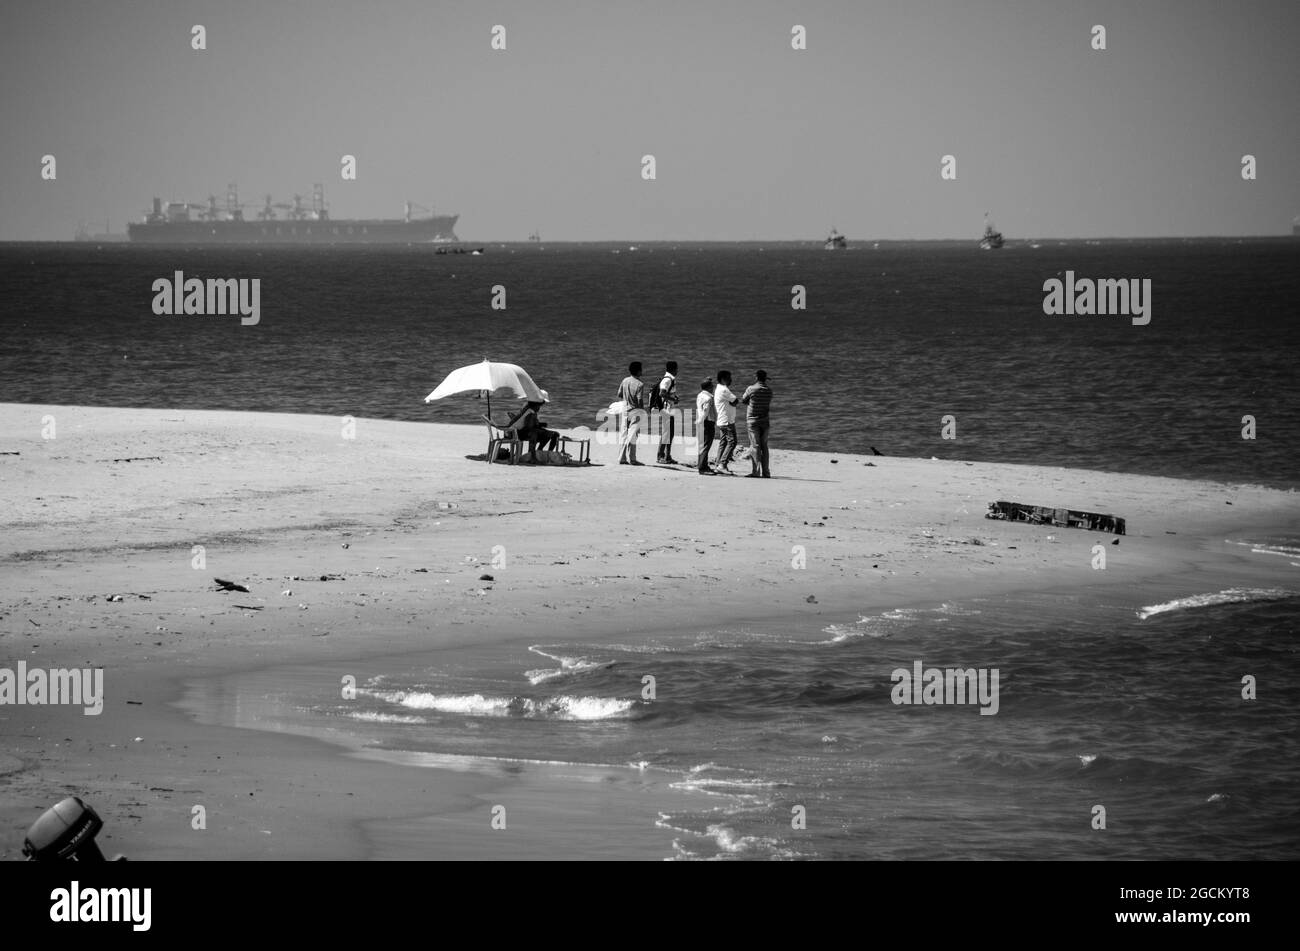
{"left": 713, "top": 370, "right": 739, "bottom": 474}
{"left": 695, "top": 378, "right": 717, "bottom": 475}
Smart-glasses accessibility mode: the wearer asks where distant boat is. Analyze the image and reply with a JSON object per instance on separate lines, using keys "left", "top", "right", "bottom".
{"left": 528, "top": 230, "right": 540, "bottom": 242}
{"left": 1292, "top": 216, "right": 1300, "bottom": 236}
{"left": 434, "top": 246, "right": 485, "bottom": 255}
{"left": 824, "top": 228, "right": 847, "bottom": 250}
{"left": 979, "top": 213, "right": 1004, "bottom": 250}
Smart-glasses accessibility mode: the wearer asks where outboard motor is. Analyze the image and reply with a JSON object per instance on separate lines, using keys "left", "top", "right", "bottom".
{"left": 22, "top": 797, "right": 124, "bottom": 861}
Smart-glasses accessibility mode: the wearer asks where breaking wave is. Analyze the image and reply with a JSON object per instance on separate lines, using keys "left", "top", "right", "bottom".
{"left": 365, "top": 688, "right": 635, "bottom": 721}
{"left": 525, "top": 645, "right": 615, "bottom": 685}
{"left": 1136, "top": 588, "right": 1294, "bottom": 620}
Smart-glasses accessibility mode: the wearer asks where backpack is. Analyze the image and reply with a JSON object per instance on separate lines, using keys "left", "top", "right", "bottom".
{"left": 648, "top": 374, "right": 671, "bottom": 411}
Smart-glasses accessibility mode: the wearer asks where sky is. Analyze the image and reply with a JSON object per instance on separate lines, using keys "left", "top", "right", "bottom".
{"left": 1, "top": 0, "right": 1297, "bottom": 240}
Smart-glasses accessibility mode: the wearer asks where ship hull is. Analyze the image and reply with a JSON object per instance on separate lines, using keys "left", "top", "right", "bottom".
{"left": 127, "top": 216, "right": 459, "bottom": 245}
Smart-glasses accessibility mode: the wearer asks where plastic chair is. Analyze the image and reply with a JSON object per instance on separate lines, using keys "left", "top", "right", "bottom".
{"left": 483, "top": 415, "right": 526, "bottom": 465}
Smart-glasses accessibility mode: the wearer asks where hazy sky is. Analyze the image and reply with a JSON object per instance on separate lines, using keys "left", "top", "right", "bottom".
{"left": 2, "top": 0, "right": 1297, "bottom": 240}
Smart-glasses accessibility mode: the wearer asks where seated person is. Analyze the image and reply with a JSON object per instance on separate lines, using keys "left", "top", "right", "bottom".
{"left": 504, "top": 392, "right": 560, "bottom": 463}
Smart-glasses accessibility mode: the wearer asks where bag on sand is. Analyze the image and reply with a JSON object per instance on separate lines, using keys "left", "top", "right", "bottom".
{"left": 535, "top": 449, "right": 574, "bottom": 466}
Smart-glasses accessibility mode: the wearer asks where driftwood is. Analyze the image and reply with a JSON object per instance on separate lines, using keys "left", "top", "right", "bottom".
{"left": 985, "top": 500, "right": 1125, "bottom": 536}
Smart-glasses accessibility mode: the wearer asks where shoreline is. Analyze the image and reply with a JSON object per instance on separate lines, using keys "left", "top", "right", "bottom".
{"left": 2, "top": 403, "right": 1297, "bottom": 859}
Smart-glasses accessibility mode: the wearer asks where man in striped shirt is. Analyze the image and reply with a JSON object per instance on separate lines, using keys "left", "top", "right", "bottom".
{"left": 741, "top": 370, "right": 773, "bottom": 479}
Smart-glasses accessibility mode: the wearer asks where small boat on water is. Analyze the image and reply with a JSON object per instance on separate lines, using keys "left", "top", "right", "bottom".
{"left": 434, "top": 246, "right": 485, "bottom": 255}
{"left": 979, "top": 213, "right": 1004, "bottom": 250}
{"left": 824, "top": 228, "right": 847, "bottom": 250}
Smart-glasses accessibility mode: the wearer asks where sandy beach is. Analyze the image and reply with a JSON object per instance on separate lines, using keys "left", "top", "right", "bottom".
{"left": 1, "top": 402, "right": 1297, "bottom": 859}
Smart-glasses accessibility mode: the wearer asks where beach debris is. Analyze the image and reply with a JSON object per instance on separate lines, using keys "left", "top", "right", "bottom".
{"left": 341, "top": 543, "right": 350, "bottom": 549}
{"left": 479, "top": 574, "right": 494, "bottom": 581}
{"left": 864, "top": 462, "right": 876, "bottom": 466}
{"left": 233, "top": 604, "right": 263, "bottom": 611}
{"left": 871, "top": 447, "right": 883, "bottom": 456}
{"left": 806, "top": 595, "right": 818, "bottom": 603}
{"left": 319, "top": 573, "right": 344, "bottom": 581}
{"left": 1112, "top": 539, "right": 1120, "bottom": 545}
{"left": 28, "top": 618, "right": 40, "bottom": 626}
{"left": 0, "top": 451, "right": 19, "bottom": 456}
{"left": 106, "top": 594, "right": 123, "bottom": 602}
{"left": 830, "top": 459, "right": 839, "bottom": 464}
{"left": 127, "top": 701, "right": 142, "bottom": 705}
{"left": 298, "top": 603, "right": 309, "bottom": 610}
{"left": 821, "top": 735, "right": 838, "bottom": 744}
{"left": 282, "top": 589, "right": 293, "bottom": 596}
{"left": 985, "top": 500, "right": 1126, "bottom": 536}
{"left": 214, "top": 578, "right": 251, "bottom": 593}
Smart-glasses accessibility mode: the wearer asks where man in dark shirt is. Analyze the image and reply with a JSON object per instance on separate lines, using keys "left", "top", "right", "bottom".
{"left": 655, "top": 361, "right": 681, "bottom": 465}
{"left": 617, "top": 361, "right": 646, "bottom": 466}
{"left": 741, "top": 370, "right": 773, "bottom": 478}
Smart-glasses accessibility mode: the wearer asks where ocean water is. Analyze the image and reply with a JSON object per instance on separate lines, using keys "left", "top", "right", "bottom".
{"left": 191, "top": 554, "right": 1300, "bottom": 860}
{"left": 1, "top": 238, "right": 1298, "bottom": 486}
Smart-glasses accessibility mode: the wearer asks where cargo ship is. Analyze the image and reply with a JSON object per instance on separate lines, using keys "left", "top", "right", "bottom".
{"left": 127, "top": 184, "right": 459, "bottom": 244}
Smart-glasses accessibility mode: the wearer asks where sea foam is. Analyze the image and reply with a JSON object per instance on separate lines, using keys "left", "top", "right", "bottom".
{"left": 366, "top": 688, "right": 634, "bottom": 720}
{"left": 1136, "top": 587, "right": 1293, "bottom": 620}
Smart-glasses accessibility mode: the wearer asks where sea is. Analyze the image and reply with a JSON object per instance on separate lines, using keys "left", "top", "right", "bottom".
{"left": 4, "top": 238, "right": 1299, "bottom": 859}
{"left": 2, "top": 238, "right": 1298, "bottom": 487}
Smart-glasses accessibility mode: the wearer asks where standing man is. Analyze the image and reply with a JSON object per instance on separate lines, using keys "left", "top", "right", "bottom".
{"left": 713, "top": 369, "right": 739, "bottom": 474}
{"left": 655, "top": 361, "right": 681, "bottom": 465}
{"left": 617, "top": 361, "right": 646, "bottom": 466}
{"left": 741, "top": 369, "right": 773, "bottom": 478}
{"left": 695, "top": 378, "right": 716, "bottom": 475}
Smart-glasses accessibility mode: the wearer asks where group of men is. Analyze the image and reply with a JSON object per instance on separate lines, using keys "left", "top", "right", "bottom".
{"left": 615, "top": 361, "right": 773, "bottom": 478}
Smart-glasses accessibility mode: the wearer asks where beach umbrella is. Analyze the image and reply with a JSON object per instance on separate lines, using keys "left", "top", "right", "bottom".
{"left": 424, "top": 359, "right": 544, "bottom": 418}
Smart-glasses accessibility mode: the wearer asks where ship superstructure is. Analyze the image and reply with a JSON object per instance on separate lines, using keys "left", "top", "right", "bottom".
{"left": 980, "top": 213, "right": 1005, "bottom": 250}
